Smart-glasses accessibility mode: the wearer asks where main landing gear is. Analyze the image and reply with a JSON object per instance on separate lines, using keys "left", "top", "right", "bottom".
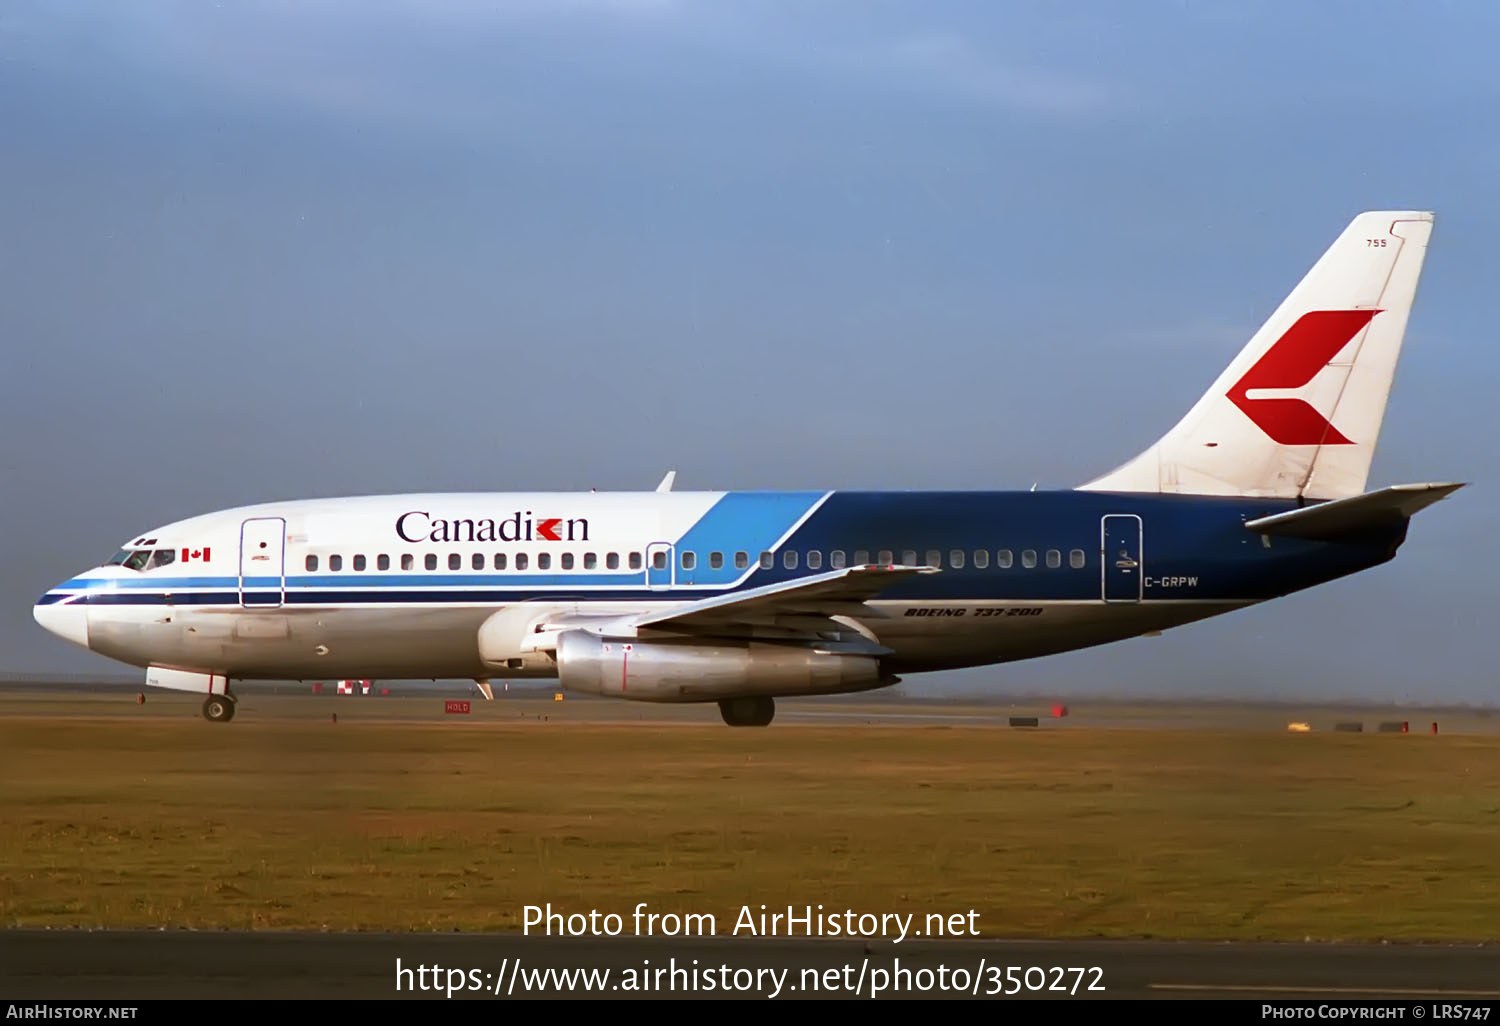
{"left": 719, "top": 695, "right": 775, "bottom": 727}
{"left": 202, "top": 693, "right": 236, "bottom": 723}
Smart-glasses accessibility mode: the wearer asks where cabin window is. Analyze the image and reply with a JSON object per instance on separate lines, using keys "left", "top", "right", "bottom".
{"left": 606, "top": 552, "right": 620, "bottom": 570}
{"left": 783, "top": 550, "right": 798, "bottom": 570}
{"left": 472, "top": 553, "right": 484, "bottom": 571}
{"left": 515, "top": 553, "right": 529, "bottom": 570}
{"left": 709, "top": 551, "right": 723, "bottom": 569}
{"left": 330, "top": 555, "right": 343, "bottom": 572}
{"left": 353, "top": 554, "right": 367, "bottom": 571}
{"left": 448, "top": 553, "right": 461, "bottom": 570}
{"left": 997, "top": 549, "right": 1013, "bottom": 569}
{"left": 830, "top": 550, "right": 846, "bottom": 569}
{"left": 760, "top": 551, "right": 774, "bottom": 569}
{"left": 537, "top": 553, "right": 551, "bottom": 570}
{"left": 1046, "top": 549, "right": 1061, "bottom": 569}
{"left": 377, "top": 554, "right": 390, "bottom": 571}
{"left": 653, "top": 551, "right": 668, "bottom": 571}
{"left": 902, "top": 550, "right": 917, "bottom": 566}
{"left": 492, "top": 553, "right": 506, "bottom": 570}
{"left": 949, "top": 549, "right": 965, "bottom": 569}
{"left": 734, "top": 551, "right": 749, "bottom": 569}
{"left": 1022, "top": 550, "right": 1037, "bottom": 569}
{"left": 584, "top": 553, "right": 597, "bottom": 569}
{"left": 681, "top": 551, "right": 696, "bottom": 570}
{"left": 629, "top": 552, "right": 642, "bottom": 570}
{"left": 806, "top": 550, "right": 822, "bottom": 570}
{"left": 401, "top": 554, "right": 413, "bottom": 571}
{"left": 922, "top": 550, "right": 938, "bottom": 568}
{"left": 877, "top": 550, "right": 892, "bottom": 565}
{"left": 306, "top": 555, "right": 318, "bottom": 572}
{"left": 973, "top": 549, "right": 989, "bottom": 569}
{"left": 425, "top": 554, "right": 437, "bottom": 571}
{"left": 563, "top": 553, "right": 576, "bottom": 570}
{"left": 1070, "top": 549, "right": 1086, "bottom": 569}
{"left": 854, "top": 550, "right": 870, "bottom": 565}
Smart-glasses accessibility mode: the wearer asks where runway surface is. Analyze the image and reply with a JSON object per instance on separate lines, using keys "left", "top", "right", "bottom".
{"left": 3, "top": 684, "right": 1496, "bottom": 733}
{"left": 3, "top": 930, "right": 1499, "bottom": 999}
{"left": 5, "top": 685, "right": 1497, "bottom": 1001}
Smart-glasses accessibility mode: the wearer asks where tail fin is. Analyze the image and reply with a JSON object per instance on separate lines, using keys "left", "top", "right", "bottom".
{"left": 1079, "top": 211, "right": 1434, "bottom": 499}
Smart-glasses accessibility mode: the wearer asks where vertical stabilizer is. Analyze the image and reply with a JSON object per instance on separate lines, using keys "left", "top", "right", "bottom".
{"left": 1079, "top": 211, "right": 1434, "bottom": 499}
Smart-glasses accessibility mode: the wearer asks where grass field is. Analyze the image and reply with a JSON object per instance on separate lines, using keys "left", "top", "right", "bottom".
{"left": 2, "top": 706, "right": 1498, "bottom": 941}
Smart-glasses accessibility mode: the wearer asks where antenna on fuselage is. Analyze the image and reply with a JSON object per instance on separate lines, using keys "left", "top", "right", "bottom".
{"left": 656, "top": 470, "right": 677, "bottom": 492}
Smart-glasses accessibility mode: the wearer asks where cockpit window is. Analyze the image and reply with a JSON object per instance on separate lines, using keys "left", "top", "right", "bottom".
{"left": 108, "top": 548, "right": 168, "bottom": 571}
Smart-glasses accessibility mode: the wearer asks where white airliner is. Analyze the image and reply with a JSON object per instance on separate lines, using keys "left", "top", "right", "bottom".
{"left": 35, "top": 211, "right": 1461, "bottom": 726}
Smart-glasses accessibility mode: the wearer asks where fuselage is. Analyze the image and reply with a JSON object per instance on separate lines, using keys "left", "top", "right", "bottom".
{"left": 33, "top": 489, "right": 1404, "bottom": 682}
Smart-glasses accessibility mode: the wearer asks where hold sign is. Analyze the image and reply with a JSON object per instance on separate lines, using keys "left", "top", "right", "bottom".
{"left": 445, "top": 700, "right": 471, "bottom": 715}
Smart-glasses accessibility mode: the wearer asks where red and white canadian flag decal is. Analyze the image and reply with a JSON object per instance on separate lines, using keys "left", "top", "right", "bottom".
{"left": 181, "top": 547, "right": 211, "bottom": 562}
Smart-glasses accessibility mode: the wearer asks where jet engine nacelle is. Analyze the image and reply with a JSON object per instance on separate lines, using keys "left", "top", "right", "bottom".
{"left": 554, "top": 630, "right": 889, "bottom": 702}
{"left": 476, "top": 605, "right": 571, "bottom": 678}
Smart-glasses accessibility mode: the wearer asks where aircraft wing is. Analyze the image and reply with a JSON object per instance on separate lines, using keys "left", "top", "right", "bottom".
{"left": 627, "top": 564, "right": 938, "bottom": 635}
{"left": 1244, "top": 482, "right": 1465, "bottom": 541}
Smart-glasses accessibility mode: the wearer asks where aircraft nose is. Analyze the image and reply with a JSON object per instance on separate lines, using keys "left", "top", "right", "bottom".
{"left": 33, "top": 598, "right": 89, "bottom": 650}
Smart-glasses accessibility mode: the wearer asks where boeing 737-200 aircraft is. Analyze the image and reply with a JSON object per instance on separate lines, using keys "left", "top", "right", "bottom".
{"left": 35, "top": 211, "right": 1461, "bottom": 726}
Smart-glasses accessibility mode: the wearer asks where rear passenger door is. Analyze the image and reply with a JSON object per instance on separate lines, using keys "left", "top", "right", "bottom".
{"left": 1101, "top": 514, "right": 1142, "bottom": 603}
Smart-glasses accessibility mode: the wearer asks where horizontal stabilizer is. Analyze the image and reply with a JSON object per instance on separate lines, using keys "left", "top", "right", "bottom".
{"left": 1244, "top": 482, "right": 1465, "bottom": 540}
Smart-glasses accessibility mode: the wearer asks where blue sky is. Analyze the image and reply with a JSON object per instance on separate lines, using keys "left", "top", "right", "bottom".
{"left": 3, "top": 1, "right": 1495, "bottom": 702}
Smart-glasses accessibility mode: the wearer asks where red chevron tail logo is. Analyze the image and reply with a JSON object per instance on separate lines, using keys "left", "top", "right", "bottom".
{"left": 1225, "top": 309, "right": 1381, "bottom": 445}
